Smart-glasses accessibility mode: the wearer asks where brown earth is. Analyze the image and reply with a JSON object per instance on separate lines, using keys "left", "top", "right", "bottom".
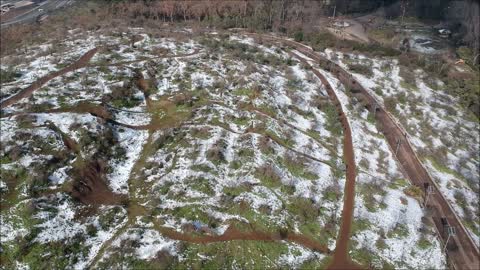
{"left": 154, "top": 223, "right": 331, "bottom": 254}
{"left": 70, "top": 160, "right": 126, "bottom": 205}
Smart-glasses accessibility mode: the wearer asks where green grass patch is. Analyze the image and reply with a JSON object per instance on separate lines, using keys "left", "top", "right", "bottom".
{"left": 425, "top": 157, "right": 465, "bottom": 181}
{"left": 232, "top": 115, "right": 251, "bottom": 126}
{"left": 388, "top": 178, "right": 409, "bottom": 189}
{"left": 233, "top": 88, "right": 254, "bottom": 97}
{"left": 324, "top": 102, "right": 343, "bottom": 136}
{"left": 387, "top": 223, "right": 409, "bottom": 239}
{"left": 237, "top": 148, "right": 254, "bottom": 159}
{"left": 351, "top": 219, "right": 372, "bottom": 234}
{"left": 191, "top": 163, "right": 216, "bottom": 174}
{"left": 0, "top": 155, "right": 12, "bottom": 164}
{"left": 223, "top": 184, "right": 251, "bottom": 198}
{"left": 0, "top": 68, "right": 21, "bottom": 84}
{"left": 348, "top": 63, "right": 374, "bottom": 78}
{"left": 279, "top": 155, "right": 318, "bottom": 180}
{"left": 254, "top": 165, "right": 281, "bottom": 188}
{"left": 189, "top": 177, "right": 215, "bottom": 196}
{"left": 171, "top": 239, "right": 289, "bottom": 269}
{"left": 417, "top": 237, "right": 432, "bottom": 250}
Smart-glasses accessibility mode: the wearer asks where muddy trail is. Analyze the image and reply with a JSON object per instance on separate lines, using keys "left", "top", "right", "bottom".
{"left": 290, "top": 52, "right": 360, "bottom": 270}
{"left": 0, "top": 48, "right": 99, "bottom": 109}
{"left": 152, "top": 221, "right": 331, "bottom": 254}
{"left": 252, "top": 33, "right": 480, "bottom": 269}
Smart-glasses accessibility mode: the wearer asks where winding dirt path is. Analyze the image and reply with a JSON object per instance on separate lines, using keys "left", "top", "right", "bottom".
{"left": 243, "top": 32, "right": 360, "bottom": 269}
{"left": 153, "top": 223, "right": 331, "bottom": 254}
{"left": 291, "top": 52, "right": 360, "bottom": 270}
{"left": 253, "top": 33, "right": 480, "bottom": 270}
{"left": 0, "top": 48, "right": 99, "bottom": 109}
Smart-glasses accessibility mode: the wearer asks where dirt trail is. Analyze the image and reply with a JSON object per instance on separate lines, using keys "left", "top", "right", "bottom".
{"left": 264, "top": 33, "right": 480, "bottom": 269}
{"left": 0, "top": 48, "right": 99, "bottom": 109}
{"left": 289, "top": 52, "right": 360, "bottom": 270}
{"left": 244, "top": 32, "right": 359, "bottom": 268}
{"left": 152, "top": 221, "right": 331, "bottom": 254}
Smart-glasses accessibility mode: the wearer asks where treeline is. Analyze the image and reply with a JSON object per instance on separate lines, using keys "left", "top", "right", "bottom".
{"left": 103, "top": 0, "right": 331, "bottom": 33}
{"left": 100, "top": 0, "right": 479, "bottom": 58}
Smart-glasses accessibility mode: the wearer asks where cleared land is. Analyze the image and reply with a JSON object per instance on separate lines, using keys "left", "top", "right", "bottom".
{"left": 1, "top": 26, "right": 477, "bottom": 270}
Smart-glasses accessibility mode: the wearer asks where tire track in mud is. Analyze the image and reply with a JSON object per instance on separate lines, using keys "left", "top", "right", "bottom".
{"left": 0, "top": 48, "right": 99, "bottom": 109}
{"left": 252, "top": 33, "right": 480, "bottom": 269}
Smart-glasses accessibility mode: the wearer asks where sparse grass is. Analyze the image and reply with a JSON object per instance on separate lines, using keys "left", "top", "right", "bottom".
{"left": 280, "top": 154, "right": 318, "bottom": 180}
{"left": 403, "top": 185, "right": 424, "bottom": 200}
{"left": 233, "top": 88, "right": 254, "bottom": 97}
{"left": 417, "top": 237, "right": 432, "bottom": 250}
{"left": 223, "top": 184, "right": 251, "bottom": 198}
{"left": 189, "top": 177, "right": 215, "bottom": 196}
{"left": 255, "top": 164, "right": 281, "bottom": 188}
{"left": 237, "top": 148, "right": 254, "bottom": 159}
{"left": 231, "top": 115, "right": 251, "bottom": 126}
{"left": 376, "top": 237, "right": 387, "bottom": 250}
{"left": 351, "top": 218, "right": 372, "bottom": 234}
{"left": 257, "top": 104, "right": 276, "bottom": 117}
{"left": 350, "top": 244, "right": 395, "bottom": 270}
{"left": 191, "top": 163, "right": 216, "bottom": 174}
{"left": 358, "top": 182, "right": 386, "bottom": 212}
{"left": 348, "top": 63, "right": 374, "bottom": 78}
{"left": 265, "top": 130, "right": 295, "bottom": 148}
{"left": 324, "top": 102, "right": 343, "bottom": 136}
{"left": 190, "top": 127, "right": 211, "bottom": 139}
{"left": 0, "top": 68, "right": 20, "bottom": 84}
{"left": 170, "top": 205, "right": 210, "bottom": 224}
{"left": 387, "top": 223, "right": 409, "bottom": 239}
{"left": 388, "top": 178, "right": 409, "bottom": 190}
{"left": 0, "top": 155, "right": 12, "bottom": 164}
{"left": 206, "top": 147, "right": 226, "bottom": 165}
{"left": 171, "top": 239, "right": 289, "bottom": 269}
{"left": 425, "top": 157, "right": 465, "bottom": 181}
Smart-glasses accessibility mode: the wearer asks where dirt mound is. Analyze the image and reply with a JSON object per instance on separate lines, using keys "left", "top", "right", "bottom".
{"left": 70, "top": 160, "right": 126, "bottom": 205}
